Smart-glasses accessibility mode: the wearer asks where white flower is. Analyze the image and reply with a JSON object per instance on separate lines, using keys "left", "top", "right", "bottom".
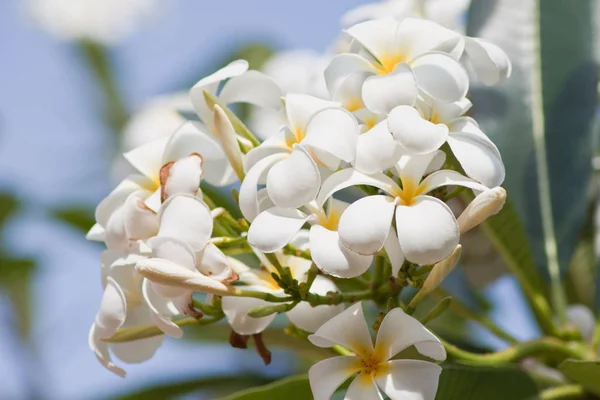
{"left": 239, "top": 94, "right": 359, "bottom": 220}
{"left": 89, "top": 242, "right": 164, "bottom": 377}
{"left": 248, "top": 199, "right": 373, "bottom": 278}
{"left": 318, "top": 151, "right": 488, "bottom": 265}
{"left": 248, "top": 50, "right": 330, "bottom": 139}
{"left": 308, "top": 303, "right": 445, "bottom": 400}
{"left": 340, "top": 0, "right": 471, "bottom": 34}
{"left": 326, "top": 17, "right": 468, "bottom": 115}
{"left": 27, "top": 0, "right": 158, "bottom": 44}
{"left": 388, "top": 94, "right": 505, "bottom": 187}
{"left": 222, "top": 235, "right": 344, "bottom": 334}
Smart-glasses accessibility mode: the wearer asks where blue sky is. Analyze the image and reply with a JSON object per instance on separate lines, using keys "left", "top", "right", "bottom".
{"left": 0, "top": 1, "right": 538, "bottom": 398}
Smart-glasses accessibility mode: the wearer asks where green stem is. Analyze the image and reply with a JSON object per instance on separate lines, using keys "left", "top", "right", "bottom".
{"left": 441, "top": 337, "right": 587, "bottom": 366}
{"left": 305, "top": 289, "right": 374, "bottom": 306}
{"left": 539, "top": 385, "right": 585, "bottom": 400}
{"left": 373, "top": 256, "right": 385, "bottom": 286}
{"left": 105, "top": 316, "right": 224, "bottom": 343}
{"left": 232, "top": 288, "right": 294, "bottom": 303}
{"left": 591, "top": 320, "right": 600, "bottom": 351}
{"left": 283, "top": 244, "right": 312, "bottom": 260}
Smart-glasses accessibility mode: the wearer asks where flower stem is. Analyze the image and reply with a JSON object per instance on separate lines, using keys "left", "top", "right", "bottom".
{"left": 283, "top": 244, "right": 312, "bottom": 260}
{"left": 232, "top": 288, "right": 294, "bottom": 303}
{"left": 539, "top": 385, "right": 585, "bottom": 400}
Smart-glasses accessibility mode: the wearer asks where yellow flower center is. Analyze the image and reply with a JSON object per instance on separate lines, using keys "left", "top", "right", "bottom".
{"left": 318, "top": 208, "right": 341, "bottom": 231}
{"left": 392, "top": 177, "right": 427, "bottom": 206}
{"left": 376, "top": 53, "right": 406, "bottom": 75}
{"left": 344, "top": 98, "right": 365, "bottom": 112}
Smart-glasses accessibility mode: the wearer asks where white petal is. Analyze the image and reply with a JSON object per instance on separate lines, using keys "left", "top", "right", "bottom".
{"left": 94, "top": 277, "right": 127, "bottom": 339}
{"left": 95, "top": 176, "right": 148, "bottom": 228}
{"left": 122, "top": 191, "right": 158, "bottom": 240}
{"left": 266, "top": 146, "right": 321, "bottom": 209}
{"left": 221, "top": 295, "right": 277, "bottom": 335}
{"left": 310, "top": 225, "right": 372, "bottom": 278}
{"left": 375, "top": 308, "right": 446, "bottom": 361}
{"left": 86, "top": 223, "right": 106, "bottom": 242}
{"left": 309, "top": 356, "right": 362, "bottom": 400}
{"left": 432, "top": 97, "right": 472, "bottom": 123}
{"left": 190, "top": 60, "right": 249, "bottom": 123}
{"left": 287, "top": 276, "right": 345, "bottom": 333}
{"left": 447, "top": 131, "right": 505, "bottom": 188}
{"left": 239, "top": 153, "right": 287, "bottom": 222}
{"left": 163, "top": 121, "right": 235, "bottom": 187}
{"left": 136, "top": 258, "right": 235, "bottom": 296}
{"left": 148, "top": 236, "right": 196, "bottom": 271}
{"left": 395, "top": 151, "right": 443, "bottom": 185}
{"left": 338, "top": 195, "right": 396, "bottom": 255}
{"left": 105, "top": 207, "right": 128, "bottom": 251}
{"left": 243, "top": 130, "right": 290, "bottom": 173}
{"left": 158, "top": 194, "right": 213, "bottom": 252}
{"left": 464, "top": 37, "right": 512, "bottom": 86}
{"left": 111, "top": 307, "right": 165, "bottom": 364}
{"left": 388, "top": 106, "right": 448, "bottom": 154}
{"left": 411, "top": 52, "right": 469, "bottom": 103}
{"left": 395, "top": 196, "right": 459, "bottom": 265}
{"left": 346, "top": 17, "right": 399, "bottom": 61}
{"left": 376, "top": 360, "right": 442, "bottom": 400}
{"left": 396, "top": 18, "right": 464, "bottom": 60}
{"left": 219, "top": 70, "right": 283, "bottom": 109}
{"left": 346, "top": 374, "right": 384, "bottom": 400}
{"left": 302, "top": 108, "right": 359, "bottom": 163}
{"left": 324, "top": 53, "right": 376, "bottom": 97}
{"left": 333, "top": 71, "right": 371, "bottom": 111}
{"left": 248, "top": 207, "right": 309, "bottom": 252}
{"left": 285, "top": 94, "right": 338, "bottom": 132}
{"left": 383, "top": 228, "right": 405, "bottom": 276}
{"left": 144, "top": 189, "right": 162, "bottom": 213}
{"left": 141, "top": 279, "right": 185, "bottom": 338}
{"left": 196, "top": 243, "right": 236, "bottom": 282}
{"left": 160, "top": 154, "right": 203, "bottom": 200}
{"left": 123, "top": 137, "right": 168, "bottom": 181}
{"left": 353, "top": 120, "right": 401, "bottom": 174}
{"left": 420, "top": 170, "right": 489, "bottom": 193}
{"left": 88, "top": 324, "right": 126, "bottom": 377}
{"left": 308, "top": 302, "right": 374, "bottom": 355}
{"left": 317, "top": 169, "right": 401, "bottom": 208}
{"left": 362, "top": 63, "right": 418, "bottom": 114}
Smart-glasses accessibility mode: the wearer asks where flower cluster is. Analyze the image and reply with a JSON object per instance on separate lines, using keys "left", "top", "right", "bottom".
{"left": 88, "top": 10, "right": 510, "bottom": 400}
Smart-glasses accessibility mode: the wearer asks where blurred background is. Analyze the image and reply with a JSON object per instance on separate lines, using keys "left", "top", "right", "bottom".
{"left": 0, "top": 0, "right": 592, "bottom": 399}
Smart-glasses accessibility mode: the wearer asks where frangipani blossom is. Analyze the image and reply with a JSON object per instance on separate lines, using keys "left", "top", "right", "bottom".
{"left": 222, "top": 236, "right": 344, "bottom": 335}
{"left": 318, "top": 151, "right": 488, "bottom": 265}
{"left": 89, "top": 242, "right": 164, "bottom": 377}
{"left": 248, "top": 198, "right": 373, "bottom": 278}
{"left": 309, "top": 303, "right": 445, "bottom": 400}
{"left": 239, "top": 94, "right": 359, "bottom": 220}
{"left": 388, "top": 94, "right": 505, "bottom": 187}
{"left": 326, "top": 17, "right": 467, "bottom": 115}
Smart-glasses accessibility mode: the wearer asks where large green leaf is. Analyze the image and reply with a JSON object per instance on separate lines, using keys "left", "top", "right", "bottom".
{"left": 558, "top": 360, "right": 600, "bottom": 396}
{"left": 218, "top": 374, "right": 311, "bottom": 400}
{"left": 52, "top": 205, "right": 96, "bottom": 233}
{"left": 436, "top": 364, "right": 538, "bottom": 400}
{"left": 0, "top": 257, "right": 37, "bottom": 338}
{"left": 467, "top": 0, "right": 598, "bottom": 320}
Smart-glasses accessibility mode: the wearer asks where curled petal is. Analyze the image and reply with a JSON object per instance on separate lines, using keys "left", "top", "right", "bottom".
{"left": 219, "top": 70, "right": 283, "bottom": 110}
{"left": 465, "top": 37, "right": 512, "bottom": 86}
{"left": 105, "top": 207, "right": 128, "bottom": 251}
{"left": 160, "top": 154, "right": 203, "bottom": 201}
{"left": 395, "top": 196, "right": 459, "bottom": 265}
{"left": 95, "top": 176, "right": 148, "bottom": 228}
{"left": 243, "top": 130, "right": 290, "bottom": 173}
{"left": 317, "top": 169, "right": 401, "bottom": 207}
{"left": 388, "top": 105, "right": 448, "bottom": 154}
{"left": 158, "top": 195, "right": 213, "bottom": 252}
{"left": 309, "top": 356, "right": 362, "bottom": 400}
{"left": 353, "top": 120, "right": 401, "bottom": 174}
{"left": 248, "top": 207, "right": 309, "bottom": 252}
{"left": 142, "top": 279, "right": 184, "bottom": 338}
{"left": 308, "top": 302, "right": 374, "bottom": 356}
{"left": 123, "top": 191, "right": 159, "bottom": 240}
{"left": 362, "top": 63, "right": 417, "bottom": 114}
{"left": 324, "top": 53, "right": 376, "bottom": 98}
{"left": 375, "top": 307, "right": 446, "bottom": 361}
{"left": 338, "top": 195, "right": 396, "bottom": 255}
{"left": 333, "top": 71, "right": 370, "bottom": 111}
{"left": 309, "top": 225, "right": 372, "bottom": 278}
{"left": 376, "top": 360, "right": 442, "bottom": 400}
{"left": 196, "top": 243, "right": 236, "bottom": 282}
{"left": 285, "top": 94, "right": 338, "bottom": 132}
{"left": 420, "top": 169, "right": 489, "bottom": 193}
{"left": 302, "top": 108, "right": 359, "bottom": 164}
{"left": 239, "top": 153, "right": 287, "bottom": 222}
{"left": 110, "top": 307, "right": 165, "bottom": 364}
{"left": 286, "top": 276, "right": 345, "bottom": 333}
{"left": 88, "top": 324, "right": 126, "bottom": 377}
{"left": 383, "top": 228, "right": 405, "bottom": 276}
{"left": 266, "top": 145, "right": 321, "bottom": 209}
{"left": 221, "top": 293, "right": 278, "bottom": 335}
{"left": 94, "top": 277, "right": 127, "bottom": 339}
{"left": 411, "top": 52, "right": 469, "bottom": 103}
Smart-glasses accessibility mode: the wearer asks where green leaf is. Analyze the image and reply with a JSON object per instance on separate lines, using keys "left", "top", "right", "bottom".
{"left": 0, "top": 257, "right": 37, "bottom": 338}
{"left": 0, "top": 192, "right": 19, "bottom": 228}
{"left": 558, "top": 359, "right": 600, "bottom": 396}
{"left": 110, "top": 375, "right": 273, "bottom": 400}
{"left": 435, "top": 364, "right": 539, "bottom": 400}
{"left": 218, "top": 374, "right": 311, "bottom": 400}
{"left": 466, "top": 1, "right": 597, "bottom": 293}
{"left": 52, "top": 205, "right": 95, "bottom": 233}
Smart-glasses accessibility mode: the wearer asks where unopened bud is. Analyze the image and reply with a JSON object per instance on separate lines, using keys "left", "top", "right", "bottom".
{"left": 213, "top": 105, "right": 245, "bottom": 180}
{"left": 458, "top": 187, "right": 507, "bottom": 234}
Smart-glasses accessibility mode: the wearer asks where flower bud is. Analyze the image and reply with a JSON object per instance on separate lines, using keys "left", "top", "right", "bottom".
{"left": 458, "top": 187, "right": 507, "bottom": 234}
{"left": 213, "top": 104, "right": 245, "bottom": 180}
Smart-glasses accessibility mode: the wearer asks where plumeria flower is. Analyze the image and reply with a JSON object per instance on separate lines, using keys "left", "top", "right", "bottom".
{"left": 341, "top": 0, "right": 471, "bottom": 34}
{"left": 239, "top": 94, "right": 359, "bottom": 220}
{"left": 248, "top": 50, "right": 330, "bottom": 140}
{"left": 308, "top": 303, "right": 445, "bottom": 400}
{"left": 248, "top": 199, "right": 373, "bottom": 278}
{"left": 326, "top": 17, "right": 468, "bottom": 115}
{"left": 89, "top": 242, "right": 164, "bottom": 377}
{"left": 388, "top": 94, "right": 505, "bottom": 187}
{"left": 318, "top": 151, "right": 488, "bottom": 265}
{"left": 86, "top": 154, "right": 203, "bottom": 245}
{"left": 27, "top": 0, "right": 158, "bottom": 44}
{"left": 222, "top": 234, "right": 344, "bottom": 335}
